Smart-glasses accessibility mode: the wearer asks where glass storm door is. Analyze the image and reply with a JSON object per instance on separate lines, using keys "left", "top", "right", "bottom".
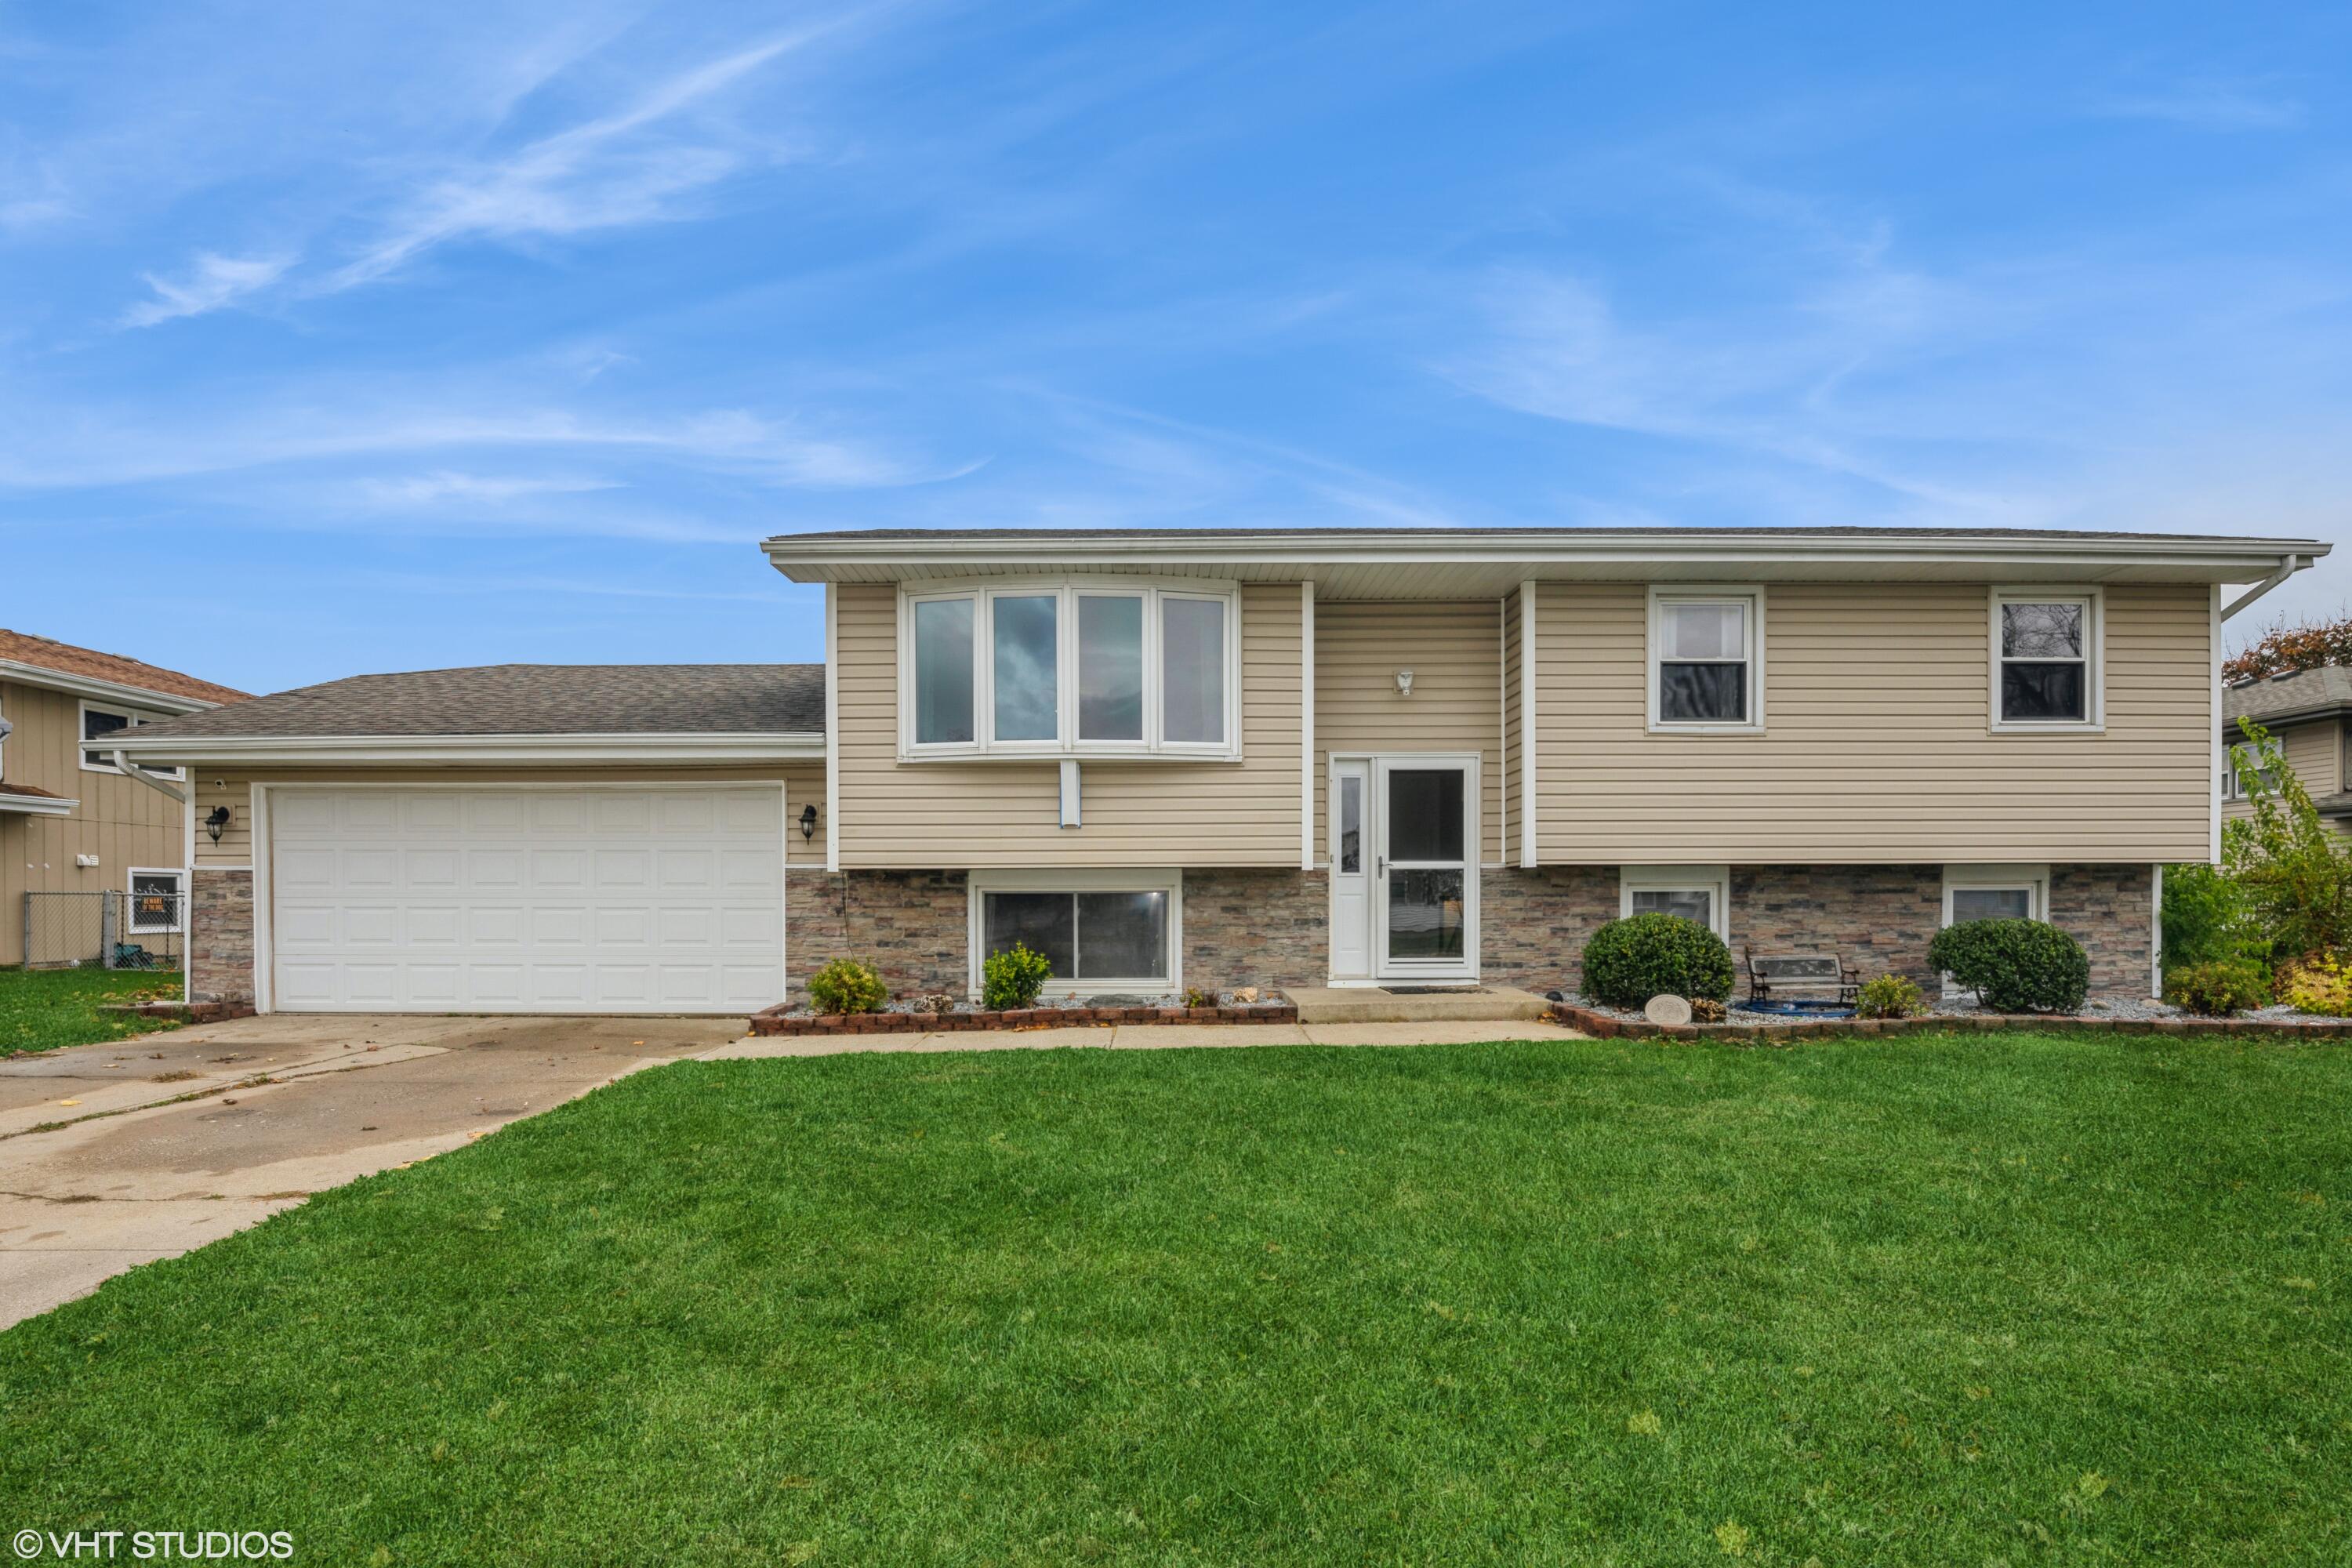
{"left": 1374, "top": 758, "right": 1475, "bottom": 979}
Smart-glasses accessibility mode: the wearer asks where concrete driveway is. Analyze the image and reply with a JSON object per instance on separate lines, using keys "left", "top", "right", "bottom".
{"left": 0, "top": 1013, "right": 742, "bottom": 1330}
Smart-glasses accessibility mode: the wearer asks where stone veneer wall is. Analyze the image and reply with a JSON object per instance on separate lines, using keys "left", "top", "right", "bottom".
{"left": 1181, "top": 869, "right": 1327, "bottom": 992}
{"left": 189, "top": 868, "right": 255, "bottom": 1007}
{"left": 2049, "top": 863, "right": 2157, "bottom": 997}
{"left": 1479, "top": 866, "right": 1620, "bottom": 995}
{"left": 786, "top": 869, "right": 969, "bottom": 1003}
{"left": 1729, "top": 865, "right": 1947, "bottom": 988}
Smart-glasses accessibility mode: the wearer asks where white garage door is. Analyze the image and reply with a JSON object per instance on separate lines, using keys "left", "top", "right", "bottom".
{"left": 269, "top": 786, "right": 785, "bottom": 1014}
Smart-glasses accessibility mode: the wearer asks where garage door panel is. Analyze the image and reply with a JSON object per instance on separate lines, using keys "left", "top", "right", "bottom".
{"left": 270, "top": 787, "right": 784, "bottom": 1014}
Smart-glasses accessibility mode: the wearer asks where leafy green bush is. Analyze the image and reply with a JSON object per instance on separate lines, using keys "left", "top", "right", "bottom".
{"left": 1927, "top": 919, "right": 2089, "bottom": 1013}
{"left": 1580, "top": 913, "right": 1734, "bottom": 1009}
{"left": 2159, "top": 860, "right": 2255, "bottom": 981}
{"left": 2276, "top": 952, "right": 2350, "bottom": 1015}
{"left": 2223, "top": 720, "right": 2352, "bottom": 961}
{"left": 807, "top": 957, "right": 887, "bottom": 1014}
{"left": 1854, "top": 975, "right": 1926, "bottom": 1019}
{"left": 2165, "top": 956, "right": 2272, "bottom": 1017}
{"left": 981, "top": 942, "right": 1052, "bottom": 1011}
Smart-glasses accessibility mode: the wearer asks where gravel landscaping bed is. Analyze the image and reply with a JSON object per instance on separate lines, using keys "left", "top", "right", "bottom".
{"left": 1557, "top": 992, "right": 2352, "bottom": 1035}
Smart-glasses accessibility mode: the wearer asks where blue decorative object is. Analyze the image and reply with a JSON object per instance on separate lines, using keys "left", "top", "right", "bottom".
{"left": 1733, "top": 998, "right": 1857, "bottom": 1018}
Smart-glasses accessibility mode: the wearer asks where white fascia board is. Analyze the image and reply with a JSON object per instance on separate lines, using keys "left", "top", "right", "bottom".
{"left": 764, "top": 531, "right": 2332, "bottom": 582}
{"left": 107, "top": 732, "right": 826, "bottom": 767}
{"left": 0, "top": 790, "right": 78, "bottom": 816}
{"left": 0, "top": 659, "right": 227, "bottom": 714}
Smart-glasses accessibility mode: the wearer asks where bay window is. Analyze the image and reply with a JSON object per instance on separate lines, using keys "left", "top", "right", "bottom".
{"left": 902, "top": 582, "right": 1240, "bottom": 757}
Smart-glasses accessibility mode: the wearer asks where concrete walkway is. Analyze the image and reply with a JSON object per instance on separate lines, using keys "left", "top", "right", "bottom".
{"left": 0, "top": 1011, "right": 1577, "bottom": 1329}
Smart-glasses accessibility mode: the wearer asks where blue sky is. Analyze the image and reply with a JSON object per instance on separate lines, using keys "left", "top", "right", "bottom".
{"left": 2, "top": 1, "right": 2347, "bottom": 695}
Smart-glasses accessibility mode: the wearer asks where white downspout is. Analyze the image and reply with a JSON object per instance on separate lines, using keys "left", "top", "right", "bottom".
{"left": 111, "top": 750, "right": 190, "bottom": 805}
{"left": 2220, "top": 554, "right": 2308, "bottom": 622}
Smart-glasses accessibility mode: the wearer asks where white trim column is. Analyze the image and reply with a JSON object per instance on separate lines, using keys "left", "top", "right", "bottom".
{"left": 2209, "top": 583, "right": 2222, "bottom": 865}
{"left": 1300, "top": 579, "right": 1316, "bottom": 870}
{"left": 825, "top": 583, "right": 841, "bottom": 874}
{"left": 1518, "top": 579, "right": 1537, "bottom": 868}
{"left": 2151, "top": 862, "right": 2164, "bottom": 1000}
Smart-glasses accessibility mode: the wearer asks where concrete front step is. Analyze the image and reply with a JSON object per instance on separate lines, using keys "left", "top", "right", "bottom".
{"left": 1284, "top": 985, "right": 1554, "bottom": 1025}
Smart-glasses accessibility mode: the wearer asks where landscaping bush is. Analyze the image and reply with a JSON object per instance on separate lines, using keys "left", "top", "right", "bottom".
{"left": 807, "top": 957, "right": 888, "bottom": 1014}
{"left": 1854, "top": 974, "right": 1926, "bottom": 1019}
{"left": 981, "top": 942, "right": 1052, "bottom": 1011}
{"left": 2160, "top": 859, "right": 2255, "bottom": 979}
{"left": 1689, "top": 996, "right": 1726, "bottom": 1023}
{"left": 1926, "top": 919, "right": 2089, "bottom": 1013}
{"left": 2223, "top": 720, "right": 2352, "bottom": 960}
{"left": 2278, "top": 952, "right": 2352, "bottom": 1016}
{"left": 2165, "top": 956, "right": 2273, "bottom": 1017}
{"left": 1580, "top": 913, "right": 1734, "bottom": 1009}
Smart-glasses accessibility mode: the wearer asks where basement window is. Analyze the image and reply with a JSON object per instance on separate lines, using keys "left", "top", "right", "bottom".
{"left": 967, "top": 870, "right": 1182, "bottom": 996}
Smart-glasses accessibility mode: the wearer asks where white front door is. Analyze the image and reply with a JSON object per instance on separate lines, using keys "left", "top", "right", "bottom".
{"left": 1329, "top": 754, "right": 1479, "bottom": 982}
{"left": 267, "top": 785, "right": 786, "bottom": 1014}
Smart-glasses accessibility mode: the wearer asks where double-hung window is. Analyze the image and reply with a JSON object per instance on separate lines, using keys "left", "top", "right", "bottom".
{"left": 904, "top": 583, "right": 1239, "bottom": 757}
{"left": 1650, "top": 589, "right": 1762, "bottom": 731}
{"left": 1992, "top": 590, "right": 2100, "bottom": 730}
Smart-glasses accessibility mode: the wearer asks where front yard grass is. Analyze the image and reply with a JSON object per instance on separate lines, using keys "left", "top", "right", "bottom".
{"left": 2, "top": 1031, "right": 2345, "bottom": 1564}
{"left": 0, "top": 964, "right": 183, "bottom": 1055}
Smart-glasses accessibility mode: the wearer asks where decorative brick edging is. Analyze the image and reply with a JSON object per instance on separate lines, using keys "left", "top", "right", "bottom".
{"left": 1549, "top": 1003, "right": 2352, "bottom": 1044}
{"left": 750, "top": 1000, "right": 1301, "bottom": 1037}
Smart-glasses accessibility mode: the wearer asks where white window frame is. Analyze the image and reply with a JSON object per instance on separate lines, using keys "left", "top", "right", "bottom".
{"left": 965, "top": 867, "right": 1184, "bottom": 999}
{"left": 1619, "top": 864, "right": 1730, "bottom": 939}
{"left": 1646, "top": 586, "right": 1764, "bottom": 735}
{"left": 898, "top": 578, "right": 1242, "bottom": 761}
{"left": 1989, "top": 587, "right": 2103, "bottom": 734}
{"left": 79, "top": 701, "right": 185, "bottom": 779}
{"left": 125, "top": 866, "right": 186, "bottom": 934}
{"left": 1940, "top": 862, "right": 2050, "bottom": 998}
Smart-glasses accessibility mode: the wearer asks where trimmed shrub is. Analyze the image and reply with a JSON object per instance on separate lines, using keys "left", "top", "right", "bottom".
{"left": 1580, "top": 913, "right": 1734, "bottom": 1009}
{"left": 807, "top": 957, "right": 887, "bottom": 1014}
{"left": 1854, "top": 974, "right": 1926, "bottom": 1020}
{"left": 1926, "top": 919, "right": 2089, "bottom": 1013}
{"left": 2277, "top": 952, "right": 2350, "bottom": 1016}
{"left": 2165, "top": 956, "right": 2273, "bottom": 1017}
{"left": 982, "top": 942, "right": 1052, "bottom": 1011}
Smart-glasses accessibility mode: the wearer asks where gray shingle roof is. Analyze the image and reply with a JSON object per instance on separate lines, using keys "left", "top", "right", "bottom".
{"left": 2224, "top": 666, "right": 2352, "bottom": 729}
{"left": 125, "top": 664, "right": 825, "bottom": 741}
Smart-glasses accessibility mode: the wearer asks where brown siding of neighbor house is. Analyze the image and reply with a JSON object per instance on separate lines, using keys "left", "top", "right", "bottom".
{"left": 0, "top": 678, "right": 188, "bottom": 966}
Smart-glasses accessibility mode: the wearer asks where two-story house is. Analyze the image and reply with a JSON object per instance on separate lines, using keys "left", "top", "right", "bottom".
{"left": 2222, "top": 666, "right": 2352, "bottom": 833}
{"left": 1, "top": 630, "right": 250, "bottom": 966}
{"left": 118, "top": 527, "right": 2323, "bottom": 1016}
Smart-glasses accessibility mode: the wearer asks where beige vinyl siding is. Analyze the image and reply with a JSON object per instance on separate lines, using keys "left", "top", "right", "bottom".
{"left": 0, "top": 678, "right": 187, "bottom": 964}
{"left": 834, "top": 581, "right": 1302, "bottom": 867}
{"left": 193, "top": 766, "right": 821, "bottom": 874}
{"left": 1532, "top": 580, "right": 2212, "bottom": 863}
{"left": 1313, "top": 601, "right": 1504, "bottom": 866}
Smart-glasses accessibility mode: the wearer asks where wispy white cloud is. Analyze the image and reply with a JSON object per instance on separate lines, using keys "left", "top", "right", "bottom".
{"left": 347, "top": 470, "right": 622, "bottom": 507}
{"left": 119, "top": 251, "right": 293, "bottom": 327}
{"left": 324, "top": 31, "right": 818, "bottom": 291}
{"left": 2089, "top": 80, "right": 2305, "bottom": 132}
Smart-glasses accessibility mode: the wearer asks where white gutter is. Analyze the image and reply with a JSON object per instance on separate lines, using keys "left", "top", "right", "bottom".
{"left": 111, "top": 731, "right": 826, "bottom": 767}
{"left": 765, "top": 528, "right": 2331, "bottom": 578}
{"left": 0, "top": 789, "right": 77, "bottom": 817}
{"left": 111, "top": 749, "right": 191, "bottom": 805}
{"left": 2220, "top": 554, "right": 2310, "bottom": 621}
{"left": 0, "top": 659, "right": 228, "bottom": 714}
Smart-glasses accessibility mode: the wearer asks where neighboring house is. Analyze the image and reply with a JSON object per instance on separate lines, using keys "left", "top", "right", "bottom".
{"left": 0, "top": 630, "right": 250, "bottom": 967}
{"left": 115, "top": 527, "right": 2324, "bottom": 1017}
{"left": 2221, "top": 666, "right": 2352, "bottom": 833}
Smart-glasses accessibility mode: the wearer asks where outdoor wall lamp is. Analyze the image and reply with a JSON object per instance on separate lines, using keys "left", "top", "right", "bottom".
{"left": 798, "top": 803, "right": 818, "bottom": 843}
{"left": 1394, "top": 669, "right": 1415, "bottom": 697}
{"left": 204, "top": 805, "right": 231, "bottom": 844}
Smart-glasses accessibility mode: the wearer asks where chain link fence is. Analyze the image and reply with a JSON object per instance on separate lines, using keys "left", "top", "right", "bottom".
{"left": 22, "top": 891, "right": 186, "bottom": 971}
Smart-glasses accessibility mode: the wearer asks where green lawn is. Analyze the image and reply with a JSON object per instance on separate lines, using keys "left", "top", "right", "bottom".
{"left": 0, "top": 964, "right": 183, "bottom": 1055}
{"left": 2, "top": 1033, "right": 2346, "bottom": 1564}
